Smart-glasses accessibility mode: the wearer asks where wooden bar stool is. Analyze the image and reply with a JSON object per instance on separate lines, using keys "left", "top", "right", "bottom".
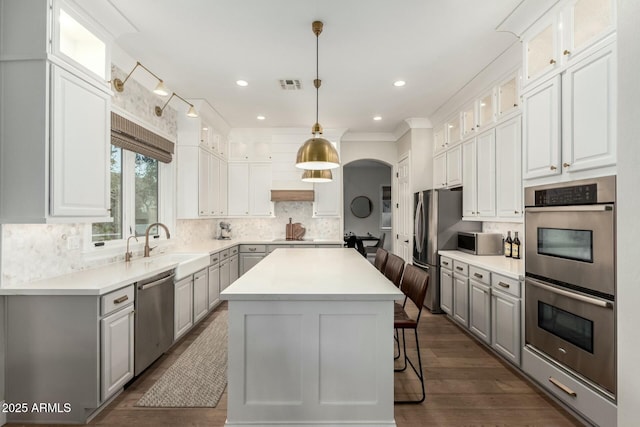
{"left": 394, "top": 264, "right": 429, "bottom": 404}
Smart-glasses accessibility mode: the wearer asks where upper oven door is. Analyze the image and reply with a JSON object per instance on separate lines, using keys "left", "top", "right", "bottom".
{"left": 525, "top": 204, "right": 615, "bottom": 296}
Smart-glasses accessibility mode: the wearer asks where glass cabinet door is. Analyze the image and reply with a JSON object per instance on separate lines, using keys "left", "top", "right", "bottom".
{"left": 478, "top": 90, "right": 496, "bottom": 128}
{"left": 565, "top": 0, "right": 614, "bottom": 58}
{"left": 446, "top": 115, "right": 461, "bottom": 146}
{"left": 462, "top": 104, "right": 476, "bottom": 137}
{"left": 498, "top": 76, "right": 518, "bottom": 117}
{"left": 524, "top": 16, "right": 558, "bottom": 82}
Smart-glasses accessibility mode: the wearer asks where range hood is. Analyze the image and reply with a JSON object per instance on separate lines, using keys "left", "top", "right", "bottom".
{"left": 270, "top": 190, "right": 315, "bottom": 202}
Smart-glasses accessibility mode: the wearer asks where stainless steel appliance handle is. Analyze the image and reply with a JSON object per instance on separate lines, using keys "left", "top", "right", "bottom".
{"left": 526, "top": 277, "right": 613, "bottom": 309}
{"left": 138, "top": 273, "right": 175, "bottom": 290}
{"left": 414, "top": 197, "right": 424, "bottom": 253}
{"left": 525, "top": 204, "right": 613, "bottom": 213}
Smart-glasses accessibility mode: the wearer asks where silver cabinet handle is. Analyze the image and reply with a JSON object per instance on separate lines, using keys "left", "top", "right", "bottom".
{"left": 548, "top": 377, "right": 577, "bottom": 397}
{"left": 114, "top": 295, "right": 128, "bottom": 304}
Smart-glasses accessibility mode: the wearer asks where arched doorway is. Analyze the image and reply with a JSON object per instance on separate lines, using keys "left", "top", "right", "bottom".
{"left": 343, "top": 159, "right": 392, "bottom": 252}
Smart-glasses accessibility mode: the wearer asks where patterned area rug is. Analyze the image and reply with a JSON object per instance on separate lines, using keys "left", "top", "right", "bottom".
{"left": 136, "top": 311, "right": 228, "bottom": 407}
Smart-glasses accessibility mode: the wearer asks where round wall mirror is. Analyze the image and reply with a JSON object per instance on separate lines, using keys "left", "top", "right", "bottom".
{"left": 350, "top": 196, "right": 372, "bottom": 218}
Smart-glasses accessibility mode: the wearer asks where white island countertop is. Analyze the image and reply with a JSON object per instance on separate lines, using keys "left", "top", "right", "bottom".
{"left": 221, "top": 248, "right": 404, "bottom": 301}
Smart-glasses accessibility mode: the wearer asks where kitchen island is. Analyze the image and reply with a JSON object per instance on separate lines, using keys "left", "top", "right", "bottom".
{"left": 221, "top": 248, "right": 404, "bottom": 427}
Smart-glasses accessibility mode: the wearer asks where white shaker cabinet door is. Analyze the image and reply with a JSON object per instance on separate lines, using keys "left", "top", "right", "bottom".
{"left": 475, "top": 129, "right": 496, "bottom": 218}
{"left": 208, "top": 264, "right": 220, "bottom": 310}
{"left": 440, "top": 269, "right": 453, "bottom": 315}
{"left": 174, "top": 277, "right": 194, "bottom": 341}
{"left": 193, "top": 269, "right": 209, "bottom": 323}
{"left": 561, "top": 43, "right": 616, "bottom": 173}
{"left": 522, "top": 76, "right": 561, "bottom": 179}
{"left": 452, "top": 274, "right": 469, "bottom": 328}
{"left": 446, "top": 144, "right": 462, "bottom": 187}
{"left": 314, "top": 168, "right": 340, "bottom": 217}
{"left": 228, "top": 163, "right": 250, "bottom": 215}
{"left": 495, "top": 117, "right": 523, "bottom": 218}
{"left": 491, "top": 289, "right": 521, "bottom": 366}
{"left": 50, "top": 65, "right": 110, "bottom": 217}
{"left": 249, "top": 163, "right": 273, "bottom": 216}
{"left": 433, "top": 153, "right": 447, "bottom": 189}
{"left": 461, "top": 139, "right": 477, "bottom": 218}
{"left": 198, "top": 147, "right": 212, "bottom": 216}
{"left": 469, "top": 281, "right": 491, "bottom": 344}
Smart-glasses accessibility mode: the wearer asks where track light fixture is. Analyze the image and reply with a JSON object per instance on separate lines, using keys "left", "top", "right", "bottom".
{"left": 155, "top": 92, "right": 198, "bottom": 118}
{"left": 112, "top": 61, "right": 169, "bottom": 96}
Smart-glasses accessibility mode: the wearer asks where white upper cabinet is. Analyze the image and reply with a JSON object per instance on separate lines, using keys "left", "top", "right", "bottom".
{"left": 228, "top": 162, "right": 272, "bottom": 216}
{"left": 495, "top": 117, "right": 523, "bottom": 218}
{"left": 477, "top": 88, "right": 496, "bottom": 130}
{"left": 461, "top": 139, "right": 477, "bottom": 218}
{"left": 522, "top": 0, "right": 615, "bottom": 89}
{"left": 446, "top": 115, "right": 462, "bottom": 147}
{"left": 0, "top": 0, "right": 112, "bottom": 223}
{"left": 433, "top": 154, "right": 447, "bottom": 189}
{"left": 497, "top": 75, "right": 519, "bottom": 119}
{"left": 433, "top": 148, "right": 461, "bottom": 190}
{"left": 522, "top": 76, "right": 561, "bottom": 179}
{"left": 523, "top": 17, "right": 560, "bottom": 86}
{"left": 314, "top": 168, "right": 341, "bottom": 217}
{"left": 433, "top": 125, "right": 447, "bottom": 154}
{"left": 475, "top": 130, "right": 496, "bottom": 218}
{"left": 229, "top": 138, "right": 271, "bottom": 162}
{"left": 461, "top": 103, "right": 477, "bottom": 138}
{"left": 562, "top": 0, "right": 615, "bottom": 64}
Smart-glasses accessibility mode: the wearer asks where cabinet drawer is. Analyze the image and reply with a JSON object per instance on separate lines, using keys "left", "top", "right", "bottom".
{"left": 210, "top": 252, "right": 221, "bottom": 265}
{"left": 101, "top": 285, "right": 135, "bottom": 316}
{"left": 522, "top": 347, "right": 616, "bottom": 427}
{"left": 220, "top": 249, "right": 230, "bottom": 259}
{"left": 240, "top": 244, "right": 266, "bottom": 253}
{"left": 469, "top": 266, "right": 490, "bottom": 285}
{"left": 229, "top": 246, "right": 239, "bottom": 256}
{"left": 453, "top": 260, "right": 469, "bottom": 276}
{"left": 491, "top": 273, "right": 520, "bottom": 298}
{"left": 440, "top": 256, "right": 453, "bottom": 269}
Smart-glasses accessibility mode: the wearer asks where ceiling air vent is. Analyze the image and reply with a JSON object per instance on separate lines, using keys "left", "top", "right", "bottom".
{"left": 279, "top": 79, "right": 302, "bottom": 90}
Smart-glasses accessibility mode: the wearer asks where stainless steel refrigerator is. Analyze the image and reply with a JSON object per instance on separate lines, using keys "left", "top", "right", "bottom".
{"left": 413, "top": 189, "right": 480, "bottom": 313}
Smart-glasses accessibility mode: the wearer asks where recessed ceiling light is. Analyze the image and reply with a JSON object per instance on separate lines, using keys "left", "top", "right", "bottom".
{"left": 236, "top": 80, "right": 248, "bottom": 87}
{"left": 257, "top": 115, "right": 266, "bottom": 120}
{"left": 393, "top": 80, "right": 406, "bottom": 87}
{"left": 373, "top": 116, "right": 382, "bottom": 121}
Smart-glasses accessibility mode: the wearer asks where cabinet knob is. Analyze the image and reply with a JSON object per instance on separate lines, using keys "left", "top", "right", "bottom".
{"left": 514, "top": 210, "right": 519, "bottom": 214}
{"left": 563, "top": 50, "right": 571, "bottom": 56}
{"left": 513, "top": 103, "right": 518, "bottom": 107}
{"left": 549, "top": 165, "right": 557, "bottom": 171}
{"left": 549, "top": 59, "right": 556, "bottom": 65}
{"left": 563, "top": 162, "right": 571, "bottom": 168}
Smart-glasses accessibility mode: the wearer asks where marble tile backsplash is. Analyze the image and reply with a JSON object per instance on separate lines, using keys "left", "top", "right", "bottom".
{"left": 1, "top": 203, "right": 340, "bottom": 287}
{"left": 176, "top": 202, "right": 341, "bottom": 245}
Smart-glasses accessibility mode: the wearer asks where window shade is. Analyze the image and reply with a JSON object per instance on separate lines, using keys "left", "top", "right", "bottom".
{"left": 110, "top": 112, "right": 174, "bottom": 163}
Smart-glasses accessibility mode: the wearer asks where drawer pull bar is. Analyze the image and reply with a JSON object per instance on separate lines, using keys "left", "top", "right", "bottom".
{"left": 113, "top": 295, "right": 129, "bottom": 304}
{"left": 249, "top": 248, "right": 257, "bottom": 252}
{"left": 456, "top": 266, "right": 464, "bottom": 271}
{"left": 548, "top": 377, "right": 577, "bottom": 397}
{"left": 442, "top": 261, "right": 449, "bottom": 266}
{"left": 498, "top": 282, "right": 510, "bottom": 288}
{"left": 474, "top": 273, "right": 483, "bottom": 279}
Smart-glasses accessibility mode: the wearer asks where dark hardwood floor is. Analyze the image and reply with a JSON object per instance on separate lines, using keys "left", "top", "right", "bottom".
{"left": 7, "top": 302, "right": 581, "bottom": 427}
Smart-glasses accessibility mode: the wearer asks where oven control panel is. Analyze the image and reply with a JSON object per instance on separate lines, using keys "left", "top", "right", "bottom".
{"left": 534, "top": 183, "right": 597, "bottom": 206}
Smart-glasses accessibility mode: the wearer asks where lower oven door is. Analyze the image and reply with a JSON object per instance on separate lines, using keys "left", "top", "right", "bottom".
{"left": 525, "top": 277, "right": 615, "bottom": 395}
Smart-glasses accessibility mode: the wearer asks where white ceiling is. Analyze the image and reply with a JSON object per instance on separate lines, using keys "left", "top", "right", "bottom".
{"left": 108, "top": 0, "right": 522, "bottom": 134}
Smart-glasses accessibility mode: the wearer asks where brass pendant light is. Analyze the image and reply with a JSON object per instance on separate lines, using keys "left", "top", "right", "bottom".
{"left": 301, "top": 169, "right": 333, "bottom": 183}
{"left": 295, "top": 21, "right": 340, "bottom": 171}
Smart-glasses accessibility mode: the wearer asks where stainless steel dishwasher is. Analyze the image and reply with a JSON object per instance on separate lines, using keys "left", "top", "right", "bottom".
{"left": 134, "top": 270, "right": 175, "bottom": 376}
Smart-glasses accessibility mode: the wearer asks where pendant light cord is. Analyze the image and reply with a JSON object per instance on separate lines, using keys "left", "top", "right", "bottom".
{"left": 315, "top": 32, "right": 319, "bottom": 132}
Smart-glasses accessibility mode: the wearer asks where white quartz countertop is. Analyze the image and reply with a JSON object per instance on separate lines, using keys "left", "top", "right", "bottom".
{"left": 438, "top": 250, "right": 524, "bottom": 280}
{"left": 0, "top": 238, "right": 343, "bottom": 296}
{"left": 221, "top": 248, "right": 404, "bottom": 301}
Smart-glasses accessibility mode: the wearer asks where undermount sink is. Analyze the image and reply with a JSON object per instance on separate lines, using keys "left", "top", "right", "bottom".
{"left": 146, "top": 252, "right": 210, "bottom": 280}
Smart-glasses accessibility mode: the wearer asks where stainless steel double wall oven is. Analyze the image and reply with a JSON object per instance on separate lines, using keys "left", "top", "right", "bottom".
{"left": 524, "top": 176, "right": 616, "bottom": 398}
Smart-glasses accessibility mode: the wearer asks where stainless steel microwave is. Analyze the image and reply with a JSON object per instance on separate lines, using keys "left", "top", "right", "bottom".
{"left": 457, "top": 232, "right": 503, "bottom": 255}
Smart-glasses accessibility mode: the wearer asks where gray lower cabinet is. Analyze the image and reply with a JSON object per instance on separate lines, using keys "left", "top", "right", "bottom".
{"left": 192, "top": 268, "right": 209, "bottom": 323}
{"left": 208, "top": 262, "right": 220, "bottom": 310}
{"left": 5, "top": 285, "right": 135, "bottom": 423}
{"left": 452, "top": 261, "right": 470, "bottom": 327}
{"left": 469, "top": 280, "right": 491, "bottom": 344}
{"left": 220, "top": 257, "right": 231, "bottom": 291}
{"left": 439, "top": 257, "right": 453, "bottom": 315}
{"left": 240, "top": 244, "right": 267, "bottom": 275}
{"left": 230, "top": 254, "right": 239, "bottom": 283}
{"left": 174, "top": 276, "right": 194, "bottom": 341}
{"left": 491, "top": 288, "right": 521, "bottom": 365}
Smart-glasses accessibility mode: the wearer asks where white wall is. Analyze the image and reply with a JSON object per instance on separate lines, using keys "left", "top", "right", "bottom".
{"left": 341, "top": 139, "right": 396, "bottom": 166}
{"left": 616, "top": 0, "right": 640, "bottom": 423}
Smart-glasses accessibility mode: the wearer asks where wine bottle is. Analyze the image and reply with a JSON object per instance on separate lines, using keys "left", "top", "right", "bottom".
{"left": 512, "top": 231, "right": 521, "bottom": 259}
{"left": 504, "top": 231, "right": 512, "bottom": 258}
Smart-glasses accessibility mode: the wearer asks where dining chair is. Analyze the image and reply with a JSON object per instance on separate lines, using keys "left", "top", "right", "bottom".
{"left": 394, "top": 264, "right": 430, "bottom": 404}
{"left": 373, "top": 248, "right": 388, "bottom": 273}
